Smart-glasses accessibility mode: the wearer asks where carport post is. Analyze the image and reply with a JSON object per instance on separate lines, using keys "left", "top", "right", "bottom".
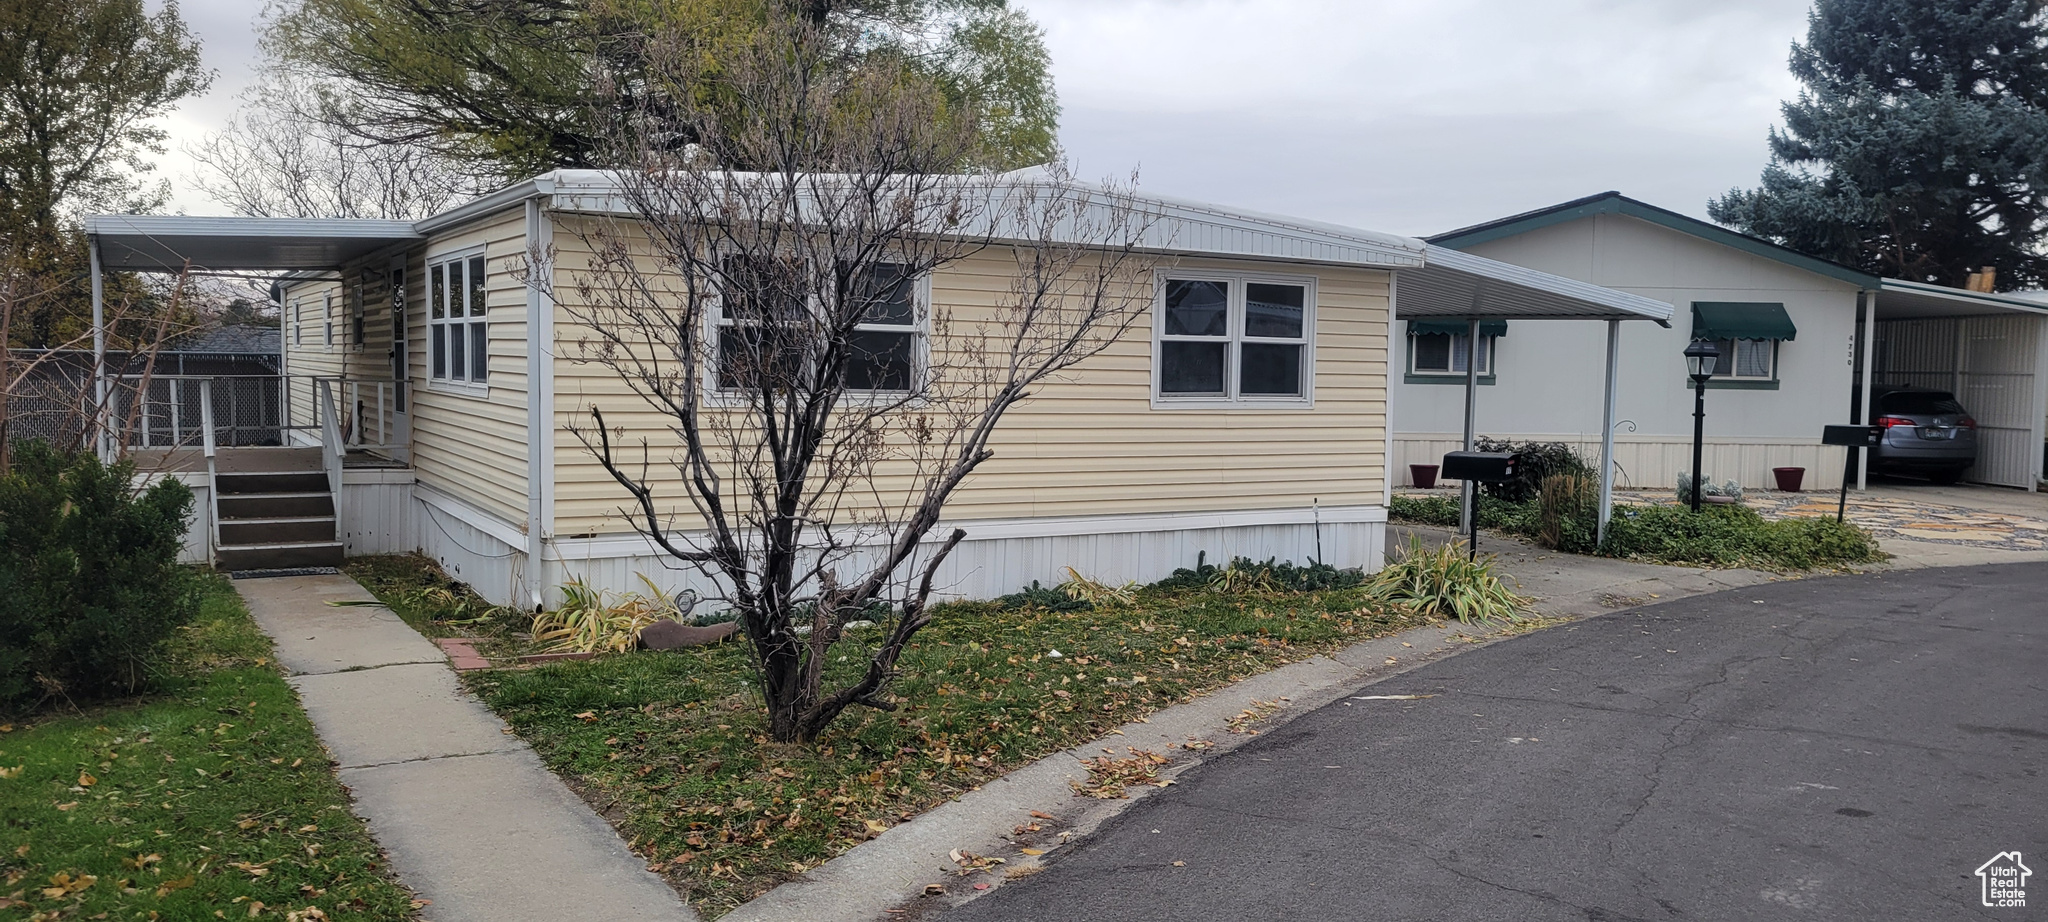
{"left": 90, "top": 236, "right": 107, "bottom": 462}
{"left": 1857, "top": 290, "right": 1875, "bottom": 491}
{"left": 1459, "top": 318, "right": 1480, "bottom": 533}
{"left": 1598, "top": 319, "right": 1619, "bottom": 546}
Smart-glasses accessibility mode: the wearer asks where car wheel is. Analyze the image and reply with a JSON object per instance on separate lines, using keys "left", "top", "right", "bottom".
{"left": 1928, "top": 468, "right": 1965, "bottom": 485}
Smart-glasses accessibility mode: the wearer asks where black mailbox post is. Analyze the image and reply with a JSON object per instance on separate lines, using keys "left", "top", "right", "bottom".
{"left": 1441, "top": 451, "right": 1518, "bottom": 559}
{"left": 1822, "top": 425, "right": 1884, "bottom": 522}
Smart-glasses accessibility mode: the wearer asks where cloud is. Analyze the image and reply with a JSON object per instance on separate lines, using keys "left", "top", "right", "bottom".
{"left": 148, "top": 0, "right": 1815, "bottom": 231}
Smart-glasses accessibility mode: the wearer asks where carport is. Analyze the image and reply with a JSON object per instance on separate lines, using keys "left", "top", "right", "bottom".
{"left": 1395, "top": 245, "right": 1675, "bottom": 543}
{"left": 1865, "top": 280, "right": 2048, "bottom": 491}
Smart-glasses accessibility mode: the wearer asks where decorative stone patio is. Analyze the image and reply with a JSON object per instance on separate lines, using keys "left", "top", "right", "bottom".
{"left": 1613, "top": 489, "right": 2048, "bottom": 551}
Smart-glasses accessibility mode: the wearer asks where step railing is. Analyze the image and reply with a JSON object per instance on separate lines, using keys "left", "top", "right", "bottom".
{"left": 200, "top": 381, "right": 222, "bottom": 560}
{"left": 107, "top": 373, "right": 408, "bottom": 460}
{"left": 317, "top": 378, "right": 348, "bottom": 548}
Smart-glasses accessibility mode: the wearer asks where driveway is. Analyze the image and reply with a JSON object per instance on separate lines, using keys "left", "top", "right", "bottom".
{"left": 941, "top": 564, "right": 2047, "bottom": 921}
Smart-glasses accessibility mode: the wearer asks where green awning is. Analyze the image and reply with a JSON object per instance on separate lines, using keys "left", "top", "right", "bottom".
{"left": 1691, "top": 302, "right": 1797, "bottom": 341}
{"left": 1407, "top": 319, "right": 1508, "bottom": 337}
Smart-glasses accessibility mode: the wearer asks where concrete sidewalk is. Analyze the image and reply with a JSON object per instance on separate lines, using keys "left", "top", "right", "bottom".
{"left": 236, "top": 574, "right": 696, "bottom": 922}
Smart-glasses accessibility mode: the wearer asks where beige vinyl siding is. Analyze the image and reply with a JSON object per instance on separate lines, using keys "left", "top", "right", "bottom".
{"left": 545, "top": 227, "right": 1389, "bottom": 537}
{"left": 405, "top": 209, "right": 533, "bottom": 528}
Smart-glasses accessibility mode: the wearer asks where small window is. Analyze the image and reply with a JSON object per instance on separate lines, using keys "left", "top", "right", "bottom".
{"left": 293, "top": 299, "right": 303, "bottom": 346}
{"left": 1410, "top": 332, "right": 1494, "bottom": 376}
{"left": 1154, "top": 273, "right": 1312, "bottom": 404}
{"left": 1712, "top": 338, "right": 1775, "bottom": 380}
{"left": 427, "top": 252, "right": 488, "bottom": 386}
{"left": 323, "top": 293, "right": 334, "bottom": 349}
{"left": 844, "top": 262, "right": 919, "bottom": 393}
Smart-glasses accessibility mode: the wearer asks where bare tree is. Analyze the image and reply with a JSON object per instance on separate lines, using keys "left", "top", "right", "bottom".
{"left": 189, "top": 69, "right": 490, "bottom": 221}
{"left": 548, "top": 18, "right": 1158, "bottom": 743}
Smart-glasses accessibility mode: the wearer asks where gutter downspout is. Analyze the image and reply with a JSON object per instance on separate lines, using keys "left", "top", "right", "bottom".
{"left": 1459, "top": 318, "right": 1479, "bottom": 533}
{"left": 1383, "top": 272, "right": 1397, "bottom": 512}
{"left": 523, "top": 185, "right": 558, "bottom": 610}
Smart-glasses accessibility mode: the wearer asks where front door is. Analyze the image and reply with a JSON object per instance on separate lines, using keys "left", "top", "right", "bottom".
{"left": 389, "top": 260, "right": 411, "bottom": 457}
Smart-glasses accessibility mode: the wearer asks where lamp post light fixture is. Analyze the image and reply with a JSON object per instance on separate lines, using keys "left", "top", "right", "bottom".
{"left": 1684, "top": 338, "right": 1722, "bottom": 513}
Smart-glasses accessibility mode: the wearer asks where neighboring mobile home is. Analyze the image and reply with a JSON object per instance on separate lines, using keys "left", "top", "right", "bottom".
{"left": 1397, "top": 192, "right": 2048, "bottom": 493}
{"left": 84, "top": 172, "right": 1669, "bottom": 608}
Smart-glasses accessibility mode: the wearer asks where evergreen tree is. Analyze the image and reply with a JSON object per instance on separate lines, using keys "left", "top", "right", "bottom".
{"left": 1710, "top": 0, "right": 2048, "bottom": 289}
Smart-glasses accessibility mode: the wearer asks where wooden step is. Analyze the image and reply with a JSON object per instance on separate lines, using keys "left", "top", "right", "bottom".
{"left": 217, "top": 470, "right": 331, "bottom": 495}
{"left": 218, "top": 540, "right": 345, "bottom": 571}
{"left": 218, "top": 492, "right": 335, "bottom": 519}
{"left": 219, "top": 515, "right": 336, "bottom": 546}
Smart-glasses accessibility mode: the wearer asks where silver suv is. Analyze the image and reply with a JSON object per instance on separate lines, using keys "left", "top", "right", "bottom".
{"left": 1871, "top": 387, "right": 1978, "bottom": 484}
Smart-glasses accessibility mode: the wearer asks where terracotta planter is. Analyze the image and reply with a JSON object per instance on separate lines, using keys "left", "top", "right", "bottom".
{"left": 1772, "top": 466, "right": 1806, "bottom": 493}
{"left": 1410, "top": 464, "right": 1440, "bottom": 489}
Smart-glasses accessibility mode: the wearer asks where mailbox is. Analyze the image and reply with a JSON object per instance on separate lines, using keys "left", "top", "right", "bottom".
{"left": 1441, "top": 451, "right": 1518, "bottom": 483}
{"left": 1822, "top": 425, "right": 1882, "bottom": 448}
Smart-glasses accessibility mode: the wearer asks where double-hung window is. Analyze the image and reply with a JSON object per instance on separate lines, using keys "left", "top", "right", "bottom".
{"left": 1710, "top": 338, "right": 1775, "bottom": 380}
{"left": 428, "top": 251, "right": 489, "bottom": 387}
{"left": 1154, "top": 272, "right": 1313, "bottom": 405}
{"left": 292, "top": 299, "right": 303, "bottom": 346}
{"left": 1407, "top": 321, "right": 1504, "bottom": 378}
{"left": 323, "top": 293, "right": 334, "bottom": 350}
{"left": 711, "top": 256, "right": 924, "bottom": 395}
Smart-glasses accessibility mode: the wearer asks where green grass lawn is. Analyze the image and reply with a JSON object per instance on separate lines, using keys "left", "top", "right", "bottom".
{"left": 0, "top": 573, "right": 418, "bottom": 921}
{"left": 457, "top": 583, "right": 1434, "bottom": 918}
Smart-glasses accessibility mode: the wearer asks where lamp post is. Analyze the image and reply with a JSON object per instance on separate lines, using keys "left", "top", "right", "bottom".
{"left": 1684, "top": 338, "right": 1722, "bottom": 513}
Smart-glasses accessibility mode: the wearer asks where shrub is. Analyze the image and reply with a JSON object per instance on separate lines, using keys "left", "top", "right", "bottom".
{"left": 998, "top": 580, "right": 1090, "bottom": 611}
{"left": 1676, "top": 472, "right": 1743, "bottom": 505}
{"left": 1600, "top": 503, "right": 1880, "bottom": 569}
{"left": 1535, "top": 473, "right": 1600, "bottom": 553}
{"left": 1368, "top": 537, "right": 1528, "bottom": 624}
{"left": 1390, "top": 493, "right": 1460, "bottom": 526}
{"left": 1474, "top": 437, "right": 1592, "bottom": 503}
{"left": 0, "top": 443, "right": 199, "bottom": 711}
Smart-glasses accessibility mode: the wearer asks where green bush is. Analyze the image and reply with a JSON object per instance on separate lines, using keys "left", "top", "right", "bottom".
{"left": 0, "top": 443, "right": 199, "bottom": 711}
{"left": 1600, "top": 503, "right": 1880, "bottom": 569}
{"left": 1369, "top": 536, "right": 1528, "bottom": 624}
{"left": 1390, "top": 493, "right": 1460, "bottom": 526}
{"left": 1536, "top": 473, "right": 1600, "bottom": 554}
{"left": 1474, "top": 437, "right": 1593, "bottom": 503}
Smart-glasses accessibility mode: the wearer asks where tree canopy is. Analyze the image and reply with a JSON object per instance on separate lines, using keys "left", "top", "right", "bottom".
{"left": 264, "top": 0, "right": 1059, "bottom": 181}
{"left": 1710, "top": 0, "right": 2048, "bottom": 289}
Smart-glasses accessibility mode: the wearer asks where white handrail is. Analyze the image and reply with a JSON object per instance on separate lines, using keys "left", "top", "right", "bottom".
{"left": 200, "top": 381, "right": 222, "bottom": 560}
{"left": 317, "top": 378, "right": 347, "bottom": 546}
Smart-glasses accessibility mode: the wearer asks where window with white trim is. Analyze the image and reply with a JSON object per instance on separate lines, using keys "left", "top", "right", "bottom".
{"left": 1154, "top": 273, "right": 1312, "bottom": 403}
{"left": 292, "top": 298, "right": 303, "bottom": 346}
{"left": 1710, "top": 338, "right": 1775, "bottom": 380}
{"left": 1409, "top": 332, "right": 1494, "bottom": 376}
{"left": 711, "top": 256, "right": 924, "bottom": 395}
{"left": 428, "top": 252, "right": 489, "bottom": 385}
{"left": 323, "top": 293, "right": 334, "bottom": 350}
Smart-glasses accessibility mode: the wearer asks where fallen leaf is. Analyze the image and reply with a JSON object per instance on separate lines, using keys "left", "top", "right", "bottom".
{"left": 1018, "top": 848, "right": 1046, "bottom": 856}
{"left": 54, "top": 801, "right": 77, "bottom": 811}
{"left": 0, "top": 766, "right": 23, "bottom": 779}
{"left": 863, "top": 820, "right": 889, "bottom": 834}
{"left": 922, "top": 883, "right": 946, "bottom": 896}
{"left": 573, "top": 712, "right": 598, "bottom": 722}
{"left": 154, "top": 874, "right": 196, "bottom": 898}
{"left": 1028, "top": 811, "right": 1054, "bottom": 820}
{"left": 77, "top": 772, "right": 96, "bottom": 788}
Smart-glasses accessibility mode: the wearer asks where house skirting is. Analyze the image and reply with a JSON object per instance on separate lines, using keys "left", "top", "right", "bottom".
{"left": 413, "top": 496, "right": 1388, "bottom": 609}
{"left": 1396, "top": 433, "right": 1856, "bottom": 492}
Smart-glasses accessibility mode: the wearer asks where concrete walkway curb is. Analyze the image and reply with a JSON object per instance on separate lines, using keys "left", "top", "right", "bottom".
{"left": 726, "top": 527, "right": 1806, "bottom": 922}
{"left": 235, "top": 574, "right": 698, "bottom": 922}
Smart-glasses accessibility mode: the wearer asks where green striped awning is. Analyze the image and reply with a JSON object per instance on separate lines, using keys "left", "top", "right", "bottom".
{"left": 1407, "top": 319, "right": 1508, "bottom": 337}
{"left": 1691, "top": 302, "right": 1796, "bottom": 341}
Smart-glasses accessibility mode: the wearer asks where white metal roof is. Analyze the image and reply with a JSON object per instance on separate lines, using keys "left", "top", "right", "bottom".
{"left": 1877, "top": 278, "right": 2048, "bottom": 320}
{"left": 82, "top": 215, "right": 422, "bottom": 272}
{"left": 84, "top": 169, "right": 1673, "bottom": 323}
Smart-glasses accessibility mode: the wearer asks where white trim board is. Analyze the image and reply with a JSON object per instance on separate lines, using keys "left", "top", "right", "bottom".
{"left": 415, "top": 483, "right": 527, "bottom": 549}
{"left": 545, "top": 504, "right": 1387, "bottom": 560}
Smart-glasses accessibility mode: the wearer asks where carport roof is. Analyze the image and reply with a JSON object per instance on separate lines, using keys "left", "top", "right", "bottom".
{"left": 1876, "top": 278, "right": 2048, "bottom": 319}
{"left": 82, "top": 215, "right": 422, "bottom": 272}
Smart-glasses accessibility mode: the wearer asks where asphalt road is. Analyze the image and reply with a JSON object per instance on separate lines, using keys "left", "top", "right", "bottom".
{"left": 943, "top": 564, "right": 2047, "bottom": 921}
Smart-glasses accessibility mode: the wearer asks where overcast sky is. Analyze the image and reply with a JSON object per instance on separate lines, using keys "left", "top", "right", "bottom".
{"left": 157, "top": 0, "right": 1815, "bottom": 237}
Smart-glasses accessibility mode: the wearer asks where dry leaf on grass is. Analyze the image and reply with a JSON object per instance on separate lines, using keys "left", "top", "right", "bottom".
{"left": 1071, "top": 749, "right": 1173, "bottom": 799}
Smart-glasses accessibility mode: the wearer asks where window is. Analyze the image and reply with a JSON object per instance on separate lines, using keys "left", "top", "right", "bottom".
{"left": 351, "top": 272, "right": 368, "bottom": 347}
{"left": 1154, "top": 273, "right": 1312, "bottom": 404}
{"left": 710, "top": 256, "right": 925, "bottom": 395}
{"left": 1410, "top": 333, "right": 1493, "bottom": 376}
{"left": 428, "top": 252, "right": 489, "bottom": 386}
{"left": 1711, "top": 338, "right": 1775, "bottom": 380}
{"left": 323, "top": 293, "right": 334, "bottom": 349}
{"left": 292, "top": 299, "right": 303, "bottom": 347}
